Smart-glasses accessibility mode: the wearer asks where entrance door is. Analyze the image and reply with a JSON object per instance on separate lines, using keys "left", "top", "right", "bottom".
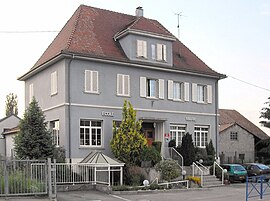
{"left": 142, "top": 122, "right": 155, "bottom": 146}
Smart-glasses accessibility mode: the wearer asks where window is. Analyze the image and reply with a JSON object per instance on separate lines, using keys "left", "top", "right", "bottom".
{"left": 157, "top": 44, "right": 167, "bottom": 61}
{"left": 137, "top": 40, "right": 147, "bottom": 58}
{"left": 85, "top": 70, "right": 99, "bottom": 93}
{"left": 140, "top": 77, "right": 164, "bottom": 99}
{"left": 192, "top": 83, "right": 212, "bottom": 104}
{"left": 151, "top": 44, "right": 156, "bottom": 60}
{"left": 80, "top": 120, "right": 102, "bottom": 147}
{"left": 170, "top": 124, "right": 186, "bottom": 146}
{"left": 194, "top": 126, "right": 209, "bottom": 148}
{"left": 51, "top": 71, "right": 58, "bottom": 95}
{"left": 117, "top": 74, "right": 130, "bottom": 96}
{"left": 168, "top": 80, "right": 189, "bottom": 101}
{"left": 50, "top": 120, "right": 60, "bottom": 147}
{"left": 29, "top": 83, "right": 34, "bottom": 103}
{"left": 230, "top": 131, "right": 238, "bottom": 140}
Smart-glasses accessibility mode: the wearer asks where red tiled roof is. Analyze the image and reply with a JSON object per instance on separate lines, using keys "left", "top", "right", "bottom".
{"left": 25, "top": 5, "right": 224, "bottom": 78}
{"left": 219, "top": 109, "right": 269, "bottom": 140}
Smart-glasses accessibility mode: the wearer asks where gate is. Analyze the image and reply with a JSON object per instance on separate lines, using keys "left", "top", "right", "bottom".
{"left": 246, "top": 175, "right": 270, "bottom": 201}
{"left": 0, "top": 158, "right": 56, "bottom": 199}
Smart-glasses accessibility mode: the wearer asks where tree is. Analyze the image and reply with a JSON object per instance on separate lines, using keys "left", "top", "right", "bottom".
{"left": 177, "top": 132, "right": 195, "bottom": 166}
{"left": 14, "top": 97, "right": 55, "bottom": 159}
{"left": 5, "top": 93, "right": 18, "bottom": 116}
{"left": 260, "top": 97, "right": 270, "bottom": 129}
{"left": 110, "top": 100, "right": 147, "bottom": 165}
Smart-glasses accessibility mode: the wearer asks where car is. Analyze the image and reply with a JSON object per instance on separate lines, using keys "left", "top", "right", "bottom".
{"left": 242, "top": 163, "right": 270, "bottom": 182}
{"left": 221, "top": 164, "right": 247, "bottom": 183}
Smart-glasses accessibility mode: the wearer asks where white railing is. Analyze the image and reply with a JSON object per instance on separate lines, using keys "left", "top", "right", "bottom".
{"left": 192, "top": 162, "right": 204, "bottom": 186}
{"left": 195, "top": 161, "right": 209, "bottom": 175}
{"left": 168, "top": 147, "right": 183, "bottom": 171}
{"left": 213, "top": 161, "right": 224, "bottom": 185}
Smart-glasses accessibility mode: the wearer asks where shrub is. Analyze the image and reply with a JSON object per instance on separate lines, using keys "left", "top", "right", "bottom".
{"left": 126, "top": 166, "right": 147, "bottom": 186}
{"left": 155, "top": 160, "right": 180, "bottom": 181}
{"left": 140, "top": 146, "right": 162, "bottom": 167}
{"left": 178, "top": 133, "right": 195, "bottom": 166}
{"left": 187, "top": 176, "right": 201, "bottom": 186}
{"left": 152, "top": 141, "right": 162, "bottom": 153}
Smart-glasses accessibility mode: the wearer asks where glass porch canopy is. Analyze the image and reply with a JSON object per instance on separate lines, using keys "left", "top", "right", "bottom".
{"left": 80, "top": 151, "right": 125, "bottom": 186}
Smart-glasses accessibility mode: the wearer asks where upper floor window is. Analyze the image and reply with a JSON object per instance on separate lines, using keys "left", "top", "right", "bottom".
{"left": 117, "top": 74, "right": 130, "bottom": 96}
{"left": 140, "top": 77, "right": 164, "bottom": 99}
{"left": 85, "top": 70, "right": 99, "bottom": 93}
{"left": 170, "top": 124, "right": 186, "bottom": 147}
{"left": 168, "top": 80, "right": 189, "bottom": 101}
{"left": 29, "top": 83, "right": 34, "bottom": 103}
{"left": 192, "top": 83, "right": 212, "bottom": 104}
{"left": 50, "top": 120, "right": 60, "bottom": 147}
{"left": 230, "top": 131, "right": 238, "bottom": 141}
{"left": 137, "top": 40, "right": 147, "bottom": 58}
{"left": 194, "top": 125, "right": 209, "bottom": 148}
{"left": 157, "top": 44, "right": 167, "bottom": 61}
{"left": 51, "top": 71, "right": 58, "bottom": 95}
{"left": 80, "top": 120, "right": 102, "bottom": 147}
{"left": 151, "top": 44, "right": 156, "bottom": 60}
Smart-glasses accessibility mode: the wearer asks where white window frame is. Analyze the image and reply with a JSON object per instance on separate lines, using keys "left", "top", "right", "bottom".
{"left": 197, "top": 84, "right": 206, "bottom": 103}
{"left": 170, "top": 124, "right": 186, "bottom": 147}
{"left": 147, "top": 78, "right": 158, "bottom": 98}
{"left": 192, "top": 83, "right": 212, "bottom": 104}
{"left": 140, "top": 77, "right": 164, "bottom": 99}
{"left": 117, "top": 74, "right": 130, "bottom": 96}
{"left": 194, "top": 125, "right": 209, "bottom": 148}
{"left": 137, "top": 40, "right": 147, "bottom": 58}
{"left": 51, "top": 71, "right": 58, "bottom": 96}
{"left": 151, "top": 44, "right": 156, "bottom": 60}
{"left": 29, "top": 83, "right": 34, "bottom": 103}
{"left": 85, "top": 70, "right": 99, "bottom": 93}
{"left": 80, "top": 120, "right": 102, "bottom": 147}
{"left": 157, "top": 43, "right": 167, "bottom": 61}
{"left": 168, "top": 80, "right": 189, "bottom": 101}
{"left": 51, "top": 120, "right": 60, "bottom": 147}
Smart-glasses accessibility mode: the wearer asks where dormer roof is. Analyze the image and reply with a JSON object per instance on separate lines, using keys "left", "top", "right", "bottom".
{"left": 19, "top": 5, "right": 225, "bottom": 81}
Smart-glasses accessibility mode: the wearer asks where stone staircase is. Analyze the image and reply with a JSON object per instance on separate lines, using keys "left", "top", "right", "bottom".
{"left": 202, "top": 175, "right": 223, "bottom": 187}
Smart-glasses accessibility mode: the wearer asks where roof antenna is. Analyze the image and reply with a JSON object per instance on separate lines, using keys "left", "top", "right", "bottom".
{"left": 175, "top": 12, "right": 183, "bottom": 40}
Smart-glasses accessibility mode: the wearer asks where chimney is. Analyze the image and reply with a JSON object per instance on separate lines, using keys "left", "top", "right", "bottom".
{"left": 136, "top": 6, "right": 143, "bottom": 17}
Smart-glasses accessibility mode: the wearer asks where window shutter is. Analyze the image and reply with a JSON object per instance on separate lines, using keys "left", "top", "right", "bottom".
{"left": 51, "top": 71, "right": 57, "bottom": 95}
{"left": 184, "top": 82, "right": 190, "bottom": 101}
{"left": 159, "top": 79, "right": 164, "bottom": 99}
{"left": 168, "top": 80, "right": 173, "bottom": 100}
{"left": 117, "top": 74, "right": 122, "bottom": 95}
{"left": 137, "top": 40, "right": 142, "bottom": 57}
{"left": 163, "top": 45, "right": 167, "bottom": 61}
{"left": 124, "top": 75, "right": 130, "bottom": 96}
{"left": 142, "top": 41, "right": 147, "bottom": 58}
{"left": 140, "top": 77, "right": 146, "bottom": 97}
{"left": 85, "top": 70, "right": 91, "bottom": 92}
{"left": 157, "top": 44, "right": 162, "bottom": 60}
{"left": 29, "top": 83, "right": 34, "bottom": 103}
{"left": 192, "top": 83, "right": 197, "bottom": 102}
{"left": 92, "top": 71, "right": 98, "bottom": 93}
{"left": 207, "top": 85, "right": 212, "bottom": 104}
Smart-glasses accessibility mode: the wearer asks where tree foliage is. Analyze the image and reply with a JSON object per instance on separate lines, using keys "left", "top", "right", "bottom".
{"left": 14, "top": 97, "right": 55, "bottom": 159}
{"left": 5, "top": 93, "right": 18, "bottom": 116}
{"left": 110, "top": 100, "right": 147, "bottom": 165}
{"left": 177, "top": 132, "right": 195, "bottom": 166}
{"left": 260, "top": 97, "right": 270, "bottom": 129}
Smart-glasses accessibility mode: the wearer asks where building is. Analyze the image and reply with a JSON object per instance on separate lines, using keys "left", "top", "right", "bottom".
{"left": 219, "top": 109, "right": 269, "bottom": 163}
{"left": 18, "top": 5, "right": 225, "bottom": 163}
{"left": 0, "top": 115, "right": 21, "bottom": 159}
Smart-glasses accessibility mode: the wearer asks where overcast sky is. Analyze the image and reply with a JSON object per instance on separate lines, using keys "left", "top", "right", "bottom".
{"left": 0, "top": 0, "right": 269, "bottom": 135}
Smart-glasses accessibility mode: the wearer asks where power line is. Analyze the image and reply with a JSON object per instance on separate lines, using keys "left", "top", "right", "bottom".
{"left": 228, "top": 75, "right": 270, "bottom": 92}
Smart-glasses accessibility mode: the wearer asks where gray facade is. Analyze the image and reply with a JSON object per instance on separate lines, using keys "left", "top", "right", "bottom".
{"left": 219, "top": 124, "right": 254, "bottom": 163}
{"left": 19, "top": 5, "right": 225, "bottom": 163}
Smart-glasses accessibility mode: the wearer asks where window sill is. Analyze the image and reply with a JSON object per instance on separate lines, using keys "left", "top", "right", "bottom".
{"left": 51, "top": 92, "right": 58, "bottom": 97}
{"left": 172, "top": 99, "right": 184, "bottom": 102}
{"left": 84, "top": 91, "right": 100, "bottom": 95}
{"left": 116, "top": 94, "right": 131, "bottom": 98}
{"left": 79, "top": 146, "right": 104, "bottom": 149}
{"left": 146, "top": 96, "right": 159, "bottom": 100}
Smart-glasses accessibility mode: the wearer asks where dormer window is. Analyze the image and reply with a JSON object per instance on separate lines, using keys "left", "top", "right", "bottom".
{"left": 157, "top": 43, "right": 167, "bottom": 61}
{"left": 137, "top": 40, "right": 147, "bottom": 58}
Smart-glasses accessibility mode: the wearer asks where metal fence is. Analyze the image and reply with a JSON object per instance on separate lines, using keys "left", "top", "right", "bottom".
{"left": 246, "top": 175, "right": 270, "bottom": 201}
{"left": 55, "top": 163, "right": 123, "bottom": 186}
{"left": 0, "top": 160, "right": 47, "bottom": 196}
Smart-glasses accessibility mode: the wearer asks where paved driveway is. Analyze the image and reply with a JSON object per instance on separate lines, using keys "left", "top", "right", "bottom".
{"left": 57, "top": 183, "right": 249, "bottom": 201}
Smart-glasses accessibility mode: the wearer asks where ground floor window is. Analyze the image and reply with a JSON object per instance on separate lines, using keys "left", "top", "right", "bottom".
{"left": 194, "top": 125, "right": 209, "bottom": 148}
{"left": 170, "top": 124, "right": 186, "bottom": 147}
{"left": 50, "top": 120, "right": 60, "bottom": 147}
{"left": 80, "top": 120, "right": 102, "bottom": 147}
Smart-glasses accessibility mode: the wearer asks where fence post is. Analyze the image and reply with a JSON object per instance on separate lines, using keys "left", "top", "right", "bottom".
{"left": 246, "top": 176, "right": 248, "bottom": 201}
{"left": 48, "top": 158, "right": 52, "bottom": 199}
{"left": 260, "top": 175, "right": 263, "bottom": 200}
{"left": 4, "top": 160, "right": 8, "bottom": 195}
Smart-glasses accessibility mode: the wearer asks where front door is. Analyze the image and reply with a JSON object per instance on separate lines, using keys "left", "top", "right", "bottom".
{"left": 142, "top": 122, "right": 155, "bottom": 146}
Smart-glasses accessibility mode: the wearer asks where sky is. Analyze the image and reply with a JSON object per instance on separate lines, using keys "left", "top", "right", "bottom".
{"left": 0, "top": 0, "right": 269, "bottom": 135}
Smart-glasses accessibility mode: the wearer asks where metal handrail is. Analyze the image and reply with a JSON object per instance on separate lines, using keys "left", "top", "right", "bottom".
{"left": 192, "top": 162, "right": 204, "bottom": 186}
{"left": 213, "top": 161, "right": 224, "bottom": 185}
{"left": 196, "top": 161, "right": 209, "bottom": 175}
{"left": 169, "top": 147, "right": 184, "bottom": 171}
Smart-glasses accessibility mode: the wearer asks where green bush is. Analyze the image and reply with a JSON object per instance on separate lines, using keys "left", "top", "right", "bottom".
{"left": 126, "top": 166, "right": 147, "bottom": 186}
{"left": 152, "top": 141, "right": 162, "bottom": 153}
{"left": 155, "top": 160, "right": 180, "bottom": 181}
{"left": 168, "top": 139, "right": 176, "bottom": 148}
{"left": 140, "top": 146, "right": 162, "bottom": 167}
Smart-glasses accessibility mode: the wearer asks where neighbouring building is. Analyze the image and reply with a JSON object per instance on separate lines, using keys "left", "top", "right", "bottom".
{"left": 0, "top": 115, "right": 21, "bottom": 159}
{"left": 219, "top": 109, "right": 269, "bottom": 163}
{"left": 18, "top": 5, "right": 226, "bottom": 163}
